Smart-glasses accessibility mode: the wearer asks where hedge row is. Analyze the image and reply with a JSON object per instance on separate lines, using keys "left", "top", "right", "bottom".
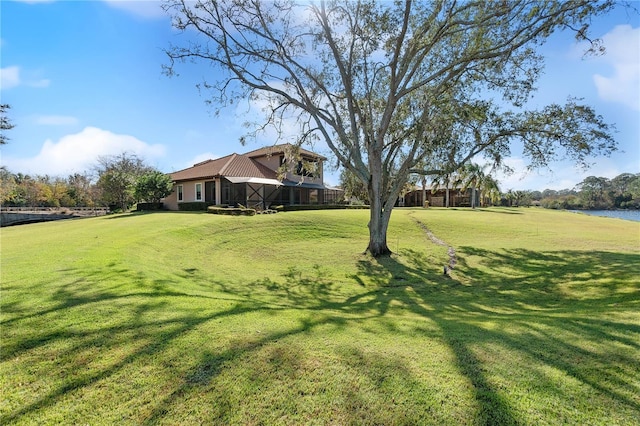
{"left": 273, "top": 204, "right": 369, "bottom": 212}
{"left": 178, "top": 202, "right": 216, "bottom": 211}
{"left": 182, "top": 203, "right": 369, "bottom": 213}
{"left": 136, "top": 202, "right": 164, "bottom": 211}
{"left": 207, "top": 206, "right": 256, "bottom": 216}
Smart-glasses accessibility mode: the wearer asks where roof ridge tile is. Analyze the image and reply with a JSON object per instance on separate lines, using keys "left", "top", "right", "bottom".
{"left": 218, "top": 153, "right": 238, "bottom": 176}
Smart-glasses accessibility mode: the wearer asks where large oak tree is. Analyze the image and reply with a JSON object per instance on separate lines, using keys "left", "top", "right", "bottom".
{"left": 164, "top": 0, "right": 616, "bottom": 256}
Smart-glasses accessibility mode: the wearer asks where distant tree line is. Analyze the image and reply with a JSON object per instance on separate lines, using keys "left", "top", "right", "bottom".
{"left": 469, "top": 173, "right": 640, "bottom": 210}
{"left": 342, "top": 166, "right": 639, "bottom": 211}
{"left": 525, "top": 173, "right": 640, "bottom": 210}
{"left": 438, "top": 172, "right": 640, "bottom": 210}
{"left": 494, "top": 173, "right": 640, "bottom": 209}
{"left": 0, "top": 153, "right": 173, "bottom": 212}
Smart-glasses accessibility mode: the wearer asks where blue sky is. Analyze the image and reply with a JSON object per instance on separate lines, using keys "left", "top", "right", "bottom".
{"left": 1, "top": 0, "right": 638, "bottom": 190}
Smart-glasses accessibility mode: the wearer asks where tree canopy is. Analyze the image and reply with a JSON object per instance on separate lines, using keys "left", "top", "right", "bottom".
{"left": 504, "top": 173, "right": 640, "bottom": 209}
{"left": 0, "top": 172, "right": 99, "bottom": 208}
{"left": 1, "top": 104, "right": 15, "bottom": 145}
{"left": 165, "top": 0, "right": 617, "bottom": 256}
{"left": 95, "top": 153, "right": 154, "bottom": 211}
{"left": 135, "top": 170, "right": 174, "bottom": 204}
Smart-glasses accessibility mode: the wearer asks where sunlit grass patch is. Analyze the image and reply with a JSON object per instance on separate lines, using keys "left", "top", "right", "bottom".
{"left": 1, "top": 208, "right": 639, "bottom": 424}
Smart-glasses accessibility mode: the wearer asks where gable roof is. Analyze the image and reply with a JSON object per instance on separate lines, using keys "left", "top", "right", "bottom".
{"left": 219, "top": 153, "right": 278, "bottom": 179}
{"left": 170, "top": 152, "right": 279, "bottom": 182}
{"left": 170, "top": 154, "right": 233, "bottom": 182}
{"left": 169, "top": 143, "right": 325, "bottom": 183}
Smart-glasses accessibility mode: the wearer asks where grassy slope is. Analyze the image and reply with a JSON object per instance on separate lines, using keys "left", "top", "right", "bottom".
{"left": 1, "top": 208, "right": 639, "bottom": 425}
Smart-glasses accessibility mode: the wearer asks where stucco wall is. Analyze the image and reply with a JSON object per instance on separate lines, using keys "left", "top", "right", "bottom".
{"left": 162, "top": 181, "right": 204, "bottom": 210}
{"left": 254, "top": 155, "right": 281, "bottom": 172}
{"left": 162, "top": 188, "right": 179, "bottom": 210}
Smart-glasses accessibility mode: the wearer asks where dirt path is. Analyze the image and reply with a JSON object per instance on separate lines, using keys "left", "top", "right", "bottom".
{"left": 410, "top": 215, "right": 457, "bottom": 274}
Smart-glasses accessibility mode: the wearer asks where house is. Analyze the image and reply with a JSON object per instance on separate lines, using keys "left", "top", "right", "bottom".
{"left": 403, "top": 185, "right": 480, "bottom": 208}
{"left": 163, "top": 144, "right": 341, "bottom": 210}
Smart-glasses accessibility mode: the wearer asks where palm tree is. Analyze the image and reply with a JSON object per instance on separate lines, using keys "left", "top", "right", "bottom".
{"left": 480, "top": 175, "right": 501, "bottom": 207}
{"left": 430, "top": 171, "right": 455, "bottom": 208}
{"left": 459, "top": 164, "right": 502, "bottom": 208}
{"left": 459, "top": 163, "right": 485, "bottom": 208}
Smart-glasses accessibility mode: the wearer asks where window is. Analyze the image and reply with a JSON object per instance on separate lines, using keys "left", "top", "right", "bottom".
{"left": 177, "top": 185, "right": 183, "bottom": 202}
{"left": 195, "top": 183, "right": 203, "bottom": 201}
{"left": 295, "top": 159, "right": 317, "bottom": 178}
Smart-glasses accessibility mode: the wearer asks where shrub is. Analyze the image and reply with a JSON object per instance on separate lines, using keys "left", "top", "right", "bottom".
{"left": 178, "top": 202, "right": 215, "bottom": 211}
{"left": 207, "top": 206, "right": 256, "bottom": 216}
{"left": 136, "top": 202, "right": 164, "bottom": 211}
{"left": 135, "top": 171, "right": 173, "bottom": 204}
{"left": 257, "top": 209, "right": 278, "bottom": 214}
{"left": 273, "top": 204, "right": 369, "bottom": 212}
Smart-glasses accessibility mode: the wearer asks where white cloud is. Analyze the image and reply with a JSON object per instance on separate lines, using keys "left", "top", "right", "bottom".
{"left": 102, "top": 0, "right": 166, "bottom": 19}
{"left": 34, "top": 115, "right": 80, "bottom": 126}
{"left": 592, "top": 25, "right": 640, "bottom": 110}
{"left": 3, "top": 127, "right": 166, "bottom": 176}
{"left": 1, "top": 66, "right": 21, "bottom": 90}
{"left": 0, "top": 65, "right": 50, "bottom": 90}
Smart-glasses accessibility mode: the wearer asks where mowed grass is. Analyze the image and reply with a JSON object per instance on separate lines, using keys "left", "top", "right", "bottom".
{"left": 1, "top": 208, "right": 639, "bottom": 425}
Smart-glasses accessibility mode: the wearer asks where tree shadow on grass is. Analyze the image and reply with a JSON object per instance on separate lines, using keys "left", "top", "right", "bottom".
{"left": 2, "top": 246, "right": 639, "bottom": 424}
{"left": 379, "top": 247, "right": 640, "bottom": 420}
{"left": 147, "top": 247, "right": 638, "bottom": 423}
{"left": 453, "top": 247, "right": 640, "bottom": 312}
{"left": 333, "top": 247, "right": 640, "bottom": 424}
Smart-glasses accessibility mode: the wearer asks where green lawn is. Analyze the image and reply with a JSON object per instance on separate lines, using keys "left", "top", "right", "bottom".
{"left": 1, "top": 208, "right": 639, "bottom": 425}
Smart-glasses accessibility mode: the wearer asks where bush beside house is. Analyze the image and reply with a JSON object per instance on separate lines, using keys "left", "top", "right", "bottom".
{"left": 207, "top": 206, "right": 256, "bottom": 216}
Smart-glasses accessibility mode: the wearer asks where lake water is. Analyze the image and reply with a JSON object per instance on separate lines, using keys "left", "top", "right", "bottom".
{"left": 569, "top": 210, "right": 640, "bottom": 222}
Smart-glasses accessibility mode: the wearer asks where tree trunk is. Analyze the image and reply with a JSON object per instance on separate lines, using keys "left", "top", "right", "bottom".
{"left": 367, "top": 199, "right": 392, "bottom": 257}
{"left": 366, "top": 156, "right": 392, "bottom": 257}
